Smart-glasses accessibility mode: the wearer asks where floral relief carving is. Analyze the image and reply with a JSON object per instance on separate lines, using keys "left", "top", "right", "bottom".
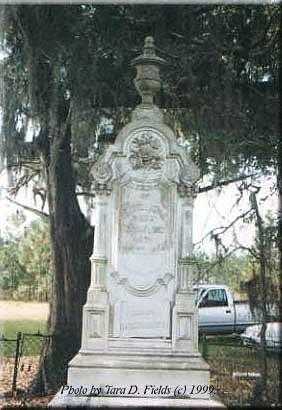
{"left": 128, "top": 131, "right": 165, "bottom": 171}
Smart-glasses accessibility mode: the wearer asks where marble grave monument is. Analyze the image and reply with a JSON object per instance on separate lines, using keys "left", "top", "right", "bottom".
{"left": 50, "top": 37, "right": 223, "bottom": 408}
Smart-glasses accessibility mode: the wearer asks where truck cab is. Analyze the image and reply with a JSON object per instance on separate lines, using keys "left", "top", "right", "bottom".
{"left": 195, "top": 285, "right": 235, "bottom": 334}
{"left": 194, "top": 284, "right": 256, "bottom": 334}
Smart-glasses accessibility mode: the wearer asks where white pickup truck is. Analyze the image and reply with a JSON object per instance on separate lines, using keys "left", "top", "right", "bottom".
{"left": 195, "top": 284, "right": 258, "bottom": 335}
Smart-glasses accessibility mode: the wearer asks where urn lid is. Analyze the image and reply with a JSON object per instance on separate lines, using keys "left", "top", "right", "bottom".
{"left": 131, "top": 36, "right": 167, "bottom": 67}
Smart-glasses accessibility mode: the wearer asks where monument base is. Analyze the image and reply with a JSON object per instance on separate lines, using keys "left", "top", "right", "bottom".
{"left": 68, "top": 351, "right": 209, "bottom": 396}
{"left": 49, "top": 394, "right": 224, "bottom": 408}
{"left": 49, "top": 350, "right": 224, "bottom": 407}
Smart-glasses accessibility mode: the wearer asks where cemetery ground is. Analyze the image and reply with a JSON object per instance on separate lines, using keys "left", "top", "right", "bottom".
{"left": 0, "top": 300, "right": 280, "bottom": 408}
{"left": 0, "top": 301, "right": 52, "bottom": 407}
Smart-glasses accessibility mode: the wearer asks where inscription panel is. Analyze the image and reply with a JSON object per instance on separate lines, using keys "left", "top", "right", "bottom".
{"left": 114, "top": 296, "right": 171, "bottom": 338}
{"left": 118, "top": 183, "right": 170, "bottom": 289}
{"left": 111, "top": 179, "right": 174, "bottom": 338}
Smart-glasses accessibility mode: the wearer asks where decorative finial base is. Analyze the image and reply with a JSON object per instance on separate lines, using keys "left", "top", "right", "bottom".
{"left": 131, "top": 104, "right": 164, "bottom": 122}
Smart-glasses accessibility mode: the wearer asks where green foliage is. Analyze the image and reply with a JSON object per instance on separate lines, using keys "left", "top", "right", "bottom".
{"left": 0, "top": 242, "right": 25, "bottom": 292}
{"left": 0, "top": 219, "right": 52, "bottom": 301}
{"left": 193, "top": 252, "right": 254, "bottom": 296}
{"left": 245, "top": 213, "right": 280, "bottom": 318}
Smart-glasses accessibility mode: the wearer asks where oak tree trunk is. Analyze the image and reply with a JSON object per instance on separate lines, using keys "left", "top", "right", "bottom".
{"left": 33, "top": 122, "right": 93, "bottom": 393}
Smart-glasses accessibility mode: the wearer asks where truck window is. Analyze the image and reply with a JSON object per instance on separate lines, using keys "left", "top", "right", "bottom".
{"left": 195, "top": 288, "right": 206, "bottom": 305}
{"left": 199, "top": 288, "right": 228, "bottom": 308}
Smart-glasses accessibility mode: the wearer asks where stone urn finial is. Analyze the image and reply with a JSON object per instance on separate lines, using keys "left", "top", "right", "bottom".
{"left": 131, "top": 36, "right": 167, "bottom": 107}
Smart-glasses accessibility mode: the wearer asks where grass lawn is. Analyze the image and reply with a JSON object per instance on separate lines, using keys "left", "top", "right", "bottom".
{"left": 200, "top": 335, "right": 281, "bottom": 406}
{"left": 0, "top": 319, "right": 47, "bottom": 338}
{"left": 0, "top": 300, "right": 48, "bottom": 355}
{"left": 0, "top": 320, "right": 47, "bottom": 356}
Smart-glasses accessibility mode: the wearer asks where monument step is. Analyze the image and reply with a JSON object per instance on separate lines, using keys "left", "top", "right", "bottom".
{"left": 66, "top": 355, "right": 211, "bottom": 401}
{"left": 69, "top": 352, "right": 210, "bottom": 371}
{"left": 49, "top": 393, "right": 225, "bottom": 408}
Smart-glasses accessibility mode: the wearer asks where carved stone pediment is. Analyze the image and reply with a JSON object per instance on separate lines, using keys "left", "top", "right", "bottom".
{"left": 91, "top": 125, "right": 200, "bottom": 197}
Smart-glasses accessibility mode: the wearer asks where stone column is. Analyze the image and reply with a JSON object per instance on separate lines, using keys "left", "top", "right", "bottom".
{"left": 172, "top": 185, "right": 198, "bottom": 352}
{"left": 178, "top": 258, "right": 193, "bottom": 292}
{"left": 81, "top": 189, "right": 110, "bottom": 352}
{"left": 177, "top": 187, "right": 196, "bottom": 291}
{"left": 89, "top": 194, "right": 108, "bottom": 292}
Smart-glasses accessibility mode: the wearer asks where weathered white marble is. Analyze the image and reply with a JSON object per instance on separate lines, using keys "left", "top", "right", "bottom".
{"left": 49, "top": 37, "right": 222, "bottom": 408}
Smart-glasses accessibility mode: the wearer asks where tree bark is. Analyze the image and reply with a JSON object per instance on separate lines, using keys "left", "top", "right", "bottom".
{"left": 9, "top": 7, "right": 94, "bottom": 391}
{"left": 251, "top": 192, "right": 268, "bottom": 404}
{"left": 32, "top": 121, "right": 93, "bottom": 393}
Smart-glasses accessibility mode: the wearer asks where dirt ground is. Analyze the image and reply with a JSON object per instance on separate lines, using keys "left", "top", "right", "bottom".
{"left": 0, "top": 356, "right": 54, "bottom": 408}
{"left": 0, "top": 301, "right": 49, "bottom": 321}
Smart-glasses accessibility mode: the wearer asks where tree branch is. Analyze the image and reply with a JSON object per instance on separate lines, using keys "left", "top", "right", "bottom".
{"left": 233, "top": 241, "right": 258, "bottom": 259}
{"left": 6, "top": 197, "right": 49, "bottom": 220}
{"left": 194, "top": 208, "right": 254, "bottom": 246}
{"left": 198, "top": 173, "right": 257, "bottom": 194}
{"left": 8, "top": 171, "right": 40, "bottom": 197}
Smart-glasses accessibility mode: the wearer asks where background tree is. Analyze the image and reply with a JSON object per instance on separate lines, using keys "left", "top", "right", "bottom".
{"left": 193, "top": 252, "right": 254, "bottom": 295}
{"left": 0, "top": 219, "right": 52, "bottom": 301}
{"left": 245, "top": 193, "right": 279, "bottom": 404}
{"left": 1, "top": 4, "right": 279, "bottom": 392}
